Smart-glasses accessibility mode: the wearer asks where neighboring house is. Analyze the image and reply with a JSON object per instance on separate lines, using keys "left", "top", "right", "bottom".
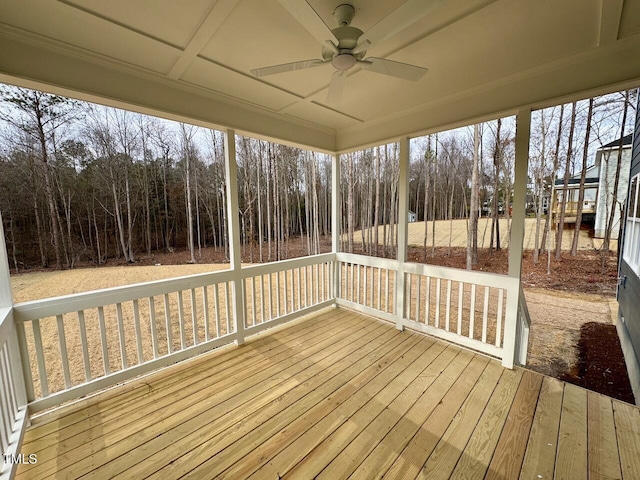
{"left": 552, "top": 135, "right": 632, "bottom": 238}
{"left": 526, "top": 178, "right": 551, "bottom": 214}
{"left": 594, "top": 134, "right": 633, "bottom": 238}
{"left": 618, "top": 100, "right": 640, "bottom": 404}
{"left": 408, "top": 211, "right": 417, "bottom": 223}
{"left": 551, "top": 168, "right": 600, "bottom": 225}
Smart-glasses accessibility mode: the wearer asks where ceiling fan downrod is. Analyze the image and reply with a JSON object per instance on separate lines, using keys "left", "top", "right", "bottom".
{"left": 333, "top": 4, "right": 355, "bottom": 27}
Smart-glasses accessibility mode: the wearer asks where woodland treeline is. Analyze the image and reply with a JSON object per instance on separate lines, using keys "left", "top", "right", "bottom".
{"left": 0, "top": 86, "right": 636, "bottom": 272}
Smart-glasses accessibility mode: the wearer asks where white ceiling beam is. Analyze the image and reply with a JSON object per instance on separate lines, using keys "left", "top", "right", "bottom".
{"left": 167, "top": 0, "right": 241, "bottom": 80}
{"left": 598, "top": 0, "right": 624, "bottom": 46}
{"left": 336, "top": 36, "right": 640, "bottom": 152}
{"left": 277, "top": 0, "right": 336, "bottom": 45}
{"left": 0, "top": 31, "right": 336, "bottom": 153}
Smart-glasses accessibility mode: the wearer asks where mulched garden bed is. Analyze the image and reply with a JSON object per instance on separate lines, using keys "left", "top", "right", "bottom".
{"left": 560, "top": 322, "right": 635, "bottom": 404}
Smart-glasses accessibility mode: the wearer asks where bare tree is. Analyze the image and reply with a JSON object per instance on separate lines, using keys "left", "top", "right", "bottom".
{"left": 179, "top": 123, "right": 197, "bottom": 264}
{"left": 546, "top": 104, "right": 564, "bottom": 274}
{"left": 0, "top": 87, "right": 78, "bottom": 268}
{"left": 571, "top": 98, "right": 594, "bottom": 256}
{"left": 555, "top": 101, "right": 577, "bottom": 259}
{"left": 467, "top": 124, "right": 480, "bottom": 269}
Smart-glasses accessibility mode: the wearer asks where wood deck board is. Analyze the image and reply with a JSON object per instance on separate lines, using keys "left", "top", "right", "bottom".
{"left": 520, "top": 376, "right": 564, "bottom": 480}
{"left": 32, "top": 309, "right": 346, "bottom": 419}
{"left": 232, "top": 336, "right": 447, "bottom": 480}
{"left": 140, "top": 325, "right": 424, "bottom": 479}
{"left": 485, "top": 369, "right": 543, "bottom": 480}
{"left": 587, "top": 391, "right": 622, "bottom": 480}
{"left": 51, "top": 314, "right": 388, "bottom": 479}
{"left": 449, "top": 368, "right": 523, "bottom": 480}
{"left": 613, "top": 399, "right": 640, "bottom": 479}
{"left": 316, "top": 349, "right": 476, "bottom": 480}
{"left": 379, "top": 352, "right": 486, "bottom": 480}
{"left": 177, "top": 333, "right": 438, "bottom": 479}
{"left": 248, "top": 341, "right": 451, "bottom": 480}
{"left": 555, "top": 383, "right": 588, "bottom": 480}
{"left": 25, "top": 309, "right": 350, "bottom": 441}
{"left": 415, "top": 360, "right": 503, "bottom": 480}
{"left": 15, "top": 307, "right": 640, "bottom": 480}
{"left": 19, "top": 311, "right": 373, "bottom": 478}
{"left": 349, "top": 357, "right": 500, "bottom": 480}
{"left": 19, "top": 311, "right": 364, "bottom": 468}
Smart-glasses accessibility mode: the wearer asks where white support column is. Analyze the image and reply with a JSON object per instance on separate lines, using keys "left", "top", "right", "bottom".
{"left": 332, "top": 154, "right": 341, "bottom": 302}
{"left": 224, "top": 129, "right": 245, "bottom": 345}
{"left": 503, "top": 109, "right": 531, "bottom": 368}
{"left": 0, "top": 212, "right": 12, "bottom": 309}
{"left": 395, "top": 137, "right": 410, "bottom": 330}
{"left": 0, "top": 212, "right": 28, "bottom": 409}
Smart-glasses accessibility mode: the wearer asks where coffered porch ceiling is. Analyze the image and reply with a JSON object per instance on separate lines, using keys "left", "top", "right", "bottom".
{"left": 0, "top": 0, "right": 639, "bottom": 152}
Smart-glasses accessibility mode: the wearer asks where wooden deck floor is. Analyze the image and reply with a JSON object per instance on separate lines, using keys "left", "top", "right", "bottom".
{"left": 16, "top": 308, "right": 640, "bottom": 479}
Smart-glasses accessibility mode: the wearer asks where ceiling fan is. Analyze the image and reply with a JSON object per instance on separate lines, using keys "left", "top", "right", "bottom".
{"left": 251, "top": 1, "right": 442, "bottom": 104}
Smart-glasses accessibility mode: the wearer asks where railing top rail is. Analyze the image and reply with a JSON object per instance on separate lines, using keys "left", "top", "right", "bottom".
{"left": 13, "top": 268, "right": 236, "bottom": 322}
{"left": 402, "top": 261, "right": 516, "bottom": 290}
{"left": 335, "top": 252, "right": 400, "bottom": 270}
{"left": 240, "top": 253, "right": 335, "bottom": 277}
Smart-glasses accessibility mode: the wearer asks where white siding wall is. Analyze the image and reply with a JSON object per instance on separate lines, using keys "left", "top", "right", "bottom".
{"left": 595, "top": 147, "right": 632, "bottom": 238}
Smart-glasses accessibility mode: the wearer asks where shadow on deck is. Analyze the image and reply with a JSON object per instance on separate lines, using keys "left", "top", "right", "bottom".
{"left": 16, "top": 308, "right": 640, "bottom": 479}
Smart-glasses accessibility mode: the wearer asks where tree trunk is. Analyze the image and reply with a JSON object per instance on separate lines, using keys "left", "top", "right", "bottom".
{"left": 467, "top": 125, "right": 480, "bottom": 269}
{"left": 266, "top": 145, "right": 273, "bottom": 261}
{"left": 124, "top": 168, "right": 135, "bottom": 262}
{"left": 555, "top": 101, "right": 577, "bottom": 259}
{"left": 257, "top": 143, "right": 264, "bottom": 262}
{"left": 32, "top": 191, "right": 47, "bottom": 267}
{"left": 37, "top": 117, "right": 63, "bottom": 269}
{"left": 110, "top": 167, "right": 129, "bottom": 262}
{"left": 533, "top": 112, "right": 547, "bottom": 263}
{"left": 571, "top": 98, "right": 594, "bottom": 256}
{"left": 423, "top": 136, "right": 431, "bottom": 262}
{"left": 546, "top": 104, "right": 564, "bottom": 274}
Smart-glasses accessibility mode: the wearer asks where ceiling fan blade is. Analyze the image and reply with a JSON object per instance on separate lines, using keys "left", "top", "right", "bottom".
{"left": 251, "top": 59, "right": 327, "bottom": 77}
{"left": 327, "top": 70, "right": 347, "bottom": 105}
{"left": 360, "top": 58, "right": 428, "bottom": 81}
{"left": 278, "top": 0, "right": 337, "bottom": 45}
{"left": 357, "top": 0, "right": 445, "bottom": 49}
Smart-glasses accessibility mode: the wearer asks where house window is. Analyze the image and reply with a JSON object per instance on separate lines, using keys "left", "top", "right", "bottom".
{"left": 624, "top": 174, "right": 640, "bottom": 275}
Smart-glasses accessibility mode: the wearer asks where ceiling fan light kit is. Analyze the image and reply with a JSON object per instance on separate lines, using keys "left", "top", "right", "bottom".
{"left": 251, "top": 1, "right": 431, "bottom": 104}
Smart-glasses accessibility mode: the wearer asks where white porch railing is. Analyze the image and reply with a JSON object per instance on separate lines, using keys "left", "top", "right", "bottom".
{"left": 13, "top": 269, "right": 238, "bottom": 412}
{"left": 0, "top": 308, "right": 28, "bottom": 480}
{"left": 241, "top": 254, "right": 335, "bottom": 337}
{"left": 335, "top": 253, "right": 397, "bottom": 321}
{"left": 11, "top": 254, "right": 335, "bottom": 413}
{"left": 5, "top": 252, "right": 527, "bottom": 417}
{"left": 336, "top": 252, "right": 520, "bottom": 361}
{"left": 401, "top": 261, "right": 517, "bottom": 360}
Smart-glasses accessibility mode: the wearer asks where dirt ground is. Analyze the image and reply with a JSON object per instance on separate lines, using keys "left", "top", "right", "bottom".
{"left": 523, "top": 288, "right": 618, "bottom": 377}
{"left": 356, "top": 217, "right": 618, "bottom": 251}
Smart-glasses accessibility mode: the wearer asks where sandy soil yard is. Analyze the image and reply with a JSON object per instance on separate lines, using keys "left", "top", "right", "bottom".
{"left": 354, "top": 217, "right": 617, "bottom": 251}
{"left": 524, "top": 288, "right": 618, "bottom": 377}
